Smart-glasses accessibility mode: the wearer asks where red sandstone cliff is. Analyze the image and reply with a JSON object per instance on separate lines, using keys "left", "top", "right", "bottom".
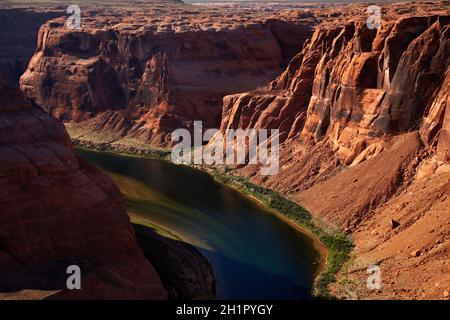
{"left": 20, "top": 5, "right": 314, "bottom": 147}
{"left": 220, "top": 15, "right": 449, "bottom": 162}
{"left": 215, "top": 12, "right": 450, "bottom": 299}
{"left": 0, "top": 73, "right": 166, "bottom": 299}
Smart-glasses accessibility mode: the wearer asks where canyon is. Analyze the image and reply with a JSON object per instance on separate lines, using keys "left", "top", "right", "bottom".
{"left": 0, "top": 0, "right": 449, "bottom": 300}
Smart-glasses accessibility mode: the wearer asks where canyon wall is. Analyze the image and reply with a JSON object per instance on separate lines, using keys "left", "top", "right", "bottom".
{"left": 20, "top": 6, "right": 315, "bottom": 146}
{"left": 4, "top": 1, "right": 449, "bottom": 299}
{"left": 216, "top": 13, "right": 450, "bottom": 299}
{"left": 0, "top": 73, "right": 166, "bottom": 299}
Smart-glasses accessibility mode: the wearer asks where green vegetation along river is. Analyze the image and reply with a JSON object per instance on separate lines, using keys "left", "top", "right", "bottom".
{"left": 77, "top": 148, "right": 324, "bottom": 299}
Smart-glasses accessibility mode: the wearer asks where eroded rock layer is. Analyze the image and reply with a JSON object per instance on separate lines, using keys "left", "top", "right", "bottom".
{"left": 220, "top": 14, "right": 450, "bottom": 163}
{"left": 0, "top": 73, "right": 166, "bottom": 299}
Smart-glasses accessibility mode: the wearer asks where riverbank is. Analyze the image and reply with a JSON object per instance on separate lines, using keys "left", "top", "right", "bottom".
{"left": 74, "top": 143, "right": 352, "bottom": 298}
{"left": 210, "top": 177, "right": 329, "bottom": 276}
{"left": 209, "top": 171, "right": 353, "bottom": 298}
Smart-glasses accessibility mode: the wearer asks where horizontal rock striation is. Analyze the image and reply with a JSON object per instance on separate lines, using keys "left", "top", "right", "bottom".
{"left": 0, "top": 73, "right": 166, "bottom": 299}
{"left": 20, "top": 4, "right": 317, "bottom": 146}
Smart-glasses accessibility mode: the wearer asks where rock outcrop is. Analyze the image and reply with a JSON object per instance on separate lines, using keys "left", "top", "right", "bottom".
{"left": 0, "top": 73, "right": 166, "bottom": 299}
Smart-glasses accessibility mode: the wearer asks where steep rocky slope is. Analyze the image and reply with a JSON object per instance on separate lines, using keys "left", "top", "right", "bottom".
{"left": 0, "top": 73, "right": 167, "bottom": 299}
{"left": 215, "top": 8, "right": 449, "bottom": 299}
{"left": 220, "top": 14, "right": 449, "bottom": 162}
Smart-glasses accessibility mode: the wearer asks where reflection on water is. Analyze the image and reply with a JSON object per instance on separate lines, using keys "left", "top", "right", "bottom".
{"left": 77, "top": 148, "right": 321, "bottom": 299}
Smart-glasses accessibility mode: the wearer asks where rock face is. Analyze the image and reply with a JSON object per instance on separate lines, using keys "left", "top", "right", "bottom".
{"left": 0, "top": 73, "right": 166, "bottom": 299}
{"left": 214, "top": 7, "right": 449, "bottom": 299}
{"left": 20, "top": 4, "right": 315, "bottom": 146}
{"left": 421, "top": 66, "right": 450, "bottom": 162}
{"left": 220, "top": 15, "right": 450, "bottom": 165}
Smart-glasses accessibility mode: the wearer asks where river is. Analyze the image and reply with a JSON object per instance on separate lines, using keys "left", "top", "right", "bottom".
{"left": 77, "top": 148, "right": 323, "bottom": 299}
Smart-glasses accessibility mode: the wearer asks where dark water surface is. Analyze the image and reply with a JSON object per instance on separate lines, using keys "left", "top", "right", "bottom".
{"left": 77, "top": 149, "right": 322, "bottom": 299}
